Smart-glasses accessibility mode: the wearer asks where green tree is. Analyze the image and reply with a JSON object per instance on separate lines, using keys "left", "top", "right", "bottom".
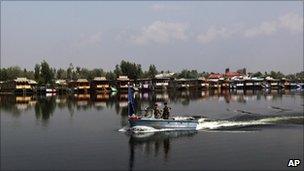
{"left": 114, "top": 64, "right": 122, "bottom": 77}
{"left": 56, "top": 68, "right": 67, "bottom": 79}
{"left": 67, "top": 63, "right": 74, "bottom": 80}
{"left": 118, "top": 60, "right": 143, "bottom": 80}
{"left": 40, "top": 60, "right": 54, "bottom": 84}
{"left": 147, "top": 64, "right": 158, "bottom": 78}
{"left": 252, "top": 71, "right": 263, "bottom": 77}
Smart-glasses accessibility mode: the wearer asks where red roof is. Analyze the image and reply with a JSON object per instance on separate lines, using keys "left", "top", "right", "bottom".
{"left": 225, "top": 72, "right": 241, "bottom": 78}
{"left": 208, "top": 73, "right": 224, "bottom": 79}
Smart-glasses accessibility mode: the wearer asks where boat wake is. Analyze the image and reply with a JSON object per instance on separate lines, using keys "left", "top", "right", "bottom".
{"left": 119, "top": 125, "right": 175, "bottom": 133}
{"left": 119, "top": 114, "right": 303, "bottom": 133}
{"left": 196, "top": 115, "right": 304, "bottom": 130}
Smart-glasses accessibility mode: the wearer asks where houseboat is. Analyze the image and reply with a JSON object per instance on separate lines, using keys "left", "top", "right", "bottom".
{"left": 264, "top": 77, "right": 283, "bottom": 90}
{"left": 55, "top": 79, "right": 68, "bottom": 94}
{"left": 230, "top": 76, "right": 245, "bottom": 89}
{"left": 116, "top": 76, "right": 131, "bottom": 92}
{"left": 218, "top": 78, "right": 229, "bottom": 89}
{"left": 137, "top": 78, "right": 153, "bottom": 91}
{"left": 174, "top": 78, "right": 190, "bottom": 90}
{"left": 280, "top": 78, "right": 291, "bottom": 89}
{"left": 207, "top": 74, "right": 223, "bottom": 89}
{"left": 76, "top": 79, "right": 90, "bottom": 93}
{"left": 0, "top": 77, "right": 34, "bottom": 95}
{"left": 197, "top": 77, "right": 209, "bottom": 90}
{"left": 251, "top": 77, "right": 264, "bottom": 89}
{"left": 90, "top": 77, "right": 110, "bottom": 93}
{"left": 152, "top": 77, "right": 171, "bottom": 91}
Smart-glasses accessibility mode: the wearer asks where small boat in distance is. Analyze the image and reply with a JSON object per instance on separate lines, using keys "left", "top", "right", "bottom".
{"left": 127, "top": 87, "right": 199, "bottom": 131}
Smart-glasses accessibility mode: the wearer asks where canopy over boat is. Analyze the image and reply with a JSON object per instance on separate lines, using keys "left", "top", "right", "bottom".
{"left": 127, "top": 86, "right": 198, "bottom": 130}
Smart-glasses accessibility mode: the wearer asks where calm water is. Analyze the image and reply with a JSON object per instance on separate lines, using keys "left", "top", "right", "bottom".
{"left": 1, "top": 89, "right": 303, "bottom": 171}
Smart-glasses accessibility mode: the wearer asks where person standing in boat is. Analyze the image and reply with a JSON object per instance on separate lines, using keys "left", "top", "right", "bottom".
{"left": 162, "top": 102, "right": 171, "bottom": 119}
{"left": 153, "top": 103, "right": 162, "bottom": 119}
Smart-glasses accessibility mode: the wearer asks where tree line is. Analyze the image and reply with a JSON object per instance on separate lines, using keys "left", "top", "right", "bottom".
{"left": 0, "top": 60, "right": 303, "bottom": 85}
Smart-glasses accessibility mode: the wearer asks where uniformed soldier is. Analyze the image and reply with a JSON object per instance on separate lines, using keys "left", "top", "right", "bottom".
{"left": 153, "top": 103, "right": 162, "bottom": 119}
{"left": 162, "top": 102, "right": 171, "bottom": 119}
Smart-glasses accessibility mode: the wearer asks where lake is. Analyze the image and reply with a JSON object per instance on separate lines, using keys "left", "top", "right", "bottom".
{"left": 1, "top": 89, "right": 303, "bottom": 170}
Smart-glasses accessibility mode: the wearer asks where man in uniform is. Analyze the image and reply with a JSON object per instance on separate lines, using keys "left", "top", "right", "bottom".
{"left": 162, "top": 102, "right": 171, "bottom": 119}
{"left": 153, "top": 103, "right": 162, "bottom": 119}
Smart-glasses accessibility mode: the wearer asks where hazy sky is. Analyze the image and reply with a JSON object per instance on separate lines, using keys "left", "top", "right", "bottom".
{"left": 1, "top": 1, "right": 303, "bottom": 74}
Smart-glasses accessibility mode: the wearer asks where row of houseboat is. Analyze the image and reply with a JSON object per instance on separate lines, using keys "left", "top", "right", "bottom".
{"left": 0, "top": 73, "right": 303, "bottom": 95}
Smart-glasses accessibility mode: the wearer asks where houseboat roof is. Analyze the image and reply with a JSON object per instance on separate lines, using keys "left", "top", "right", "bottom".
{"left": 175, "top": 78, "right": 198, "bottom": 82}
{"left": 265, "top": 76, "right": 279, "bottom": 81}
{"left": 93, "top": 77, "right": 107, "bottom": 81}
{"left": 155, "top": 72, "right": 174, "bottom": 78}
{"left": 28, "top": 80, "right": 37, "bottom": 85}
{"left": 76, "top": 79, "right": 89, "bottom": 83}
{"left": 225, "top": 72, "right": 241, "bottom": 78}
{"left": 55, "top": 79, "right": 67, "bottom": 85}
{"left": 208, "top": 74, "right": 224, "bottom": 79}
{"left": 137, "top": 78, "right": 152, "bottom": 81}
{"left": 14, "top": 77, "right": 29, "bottom": 83}
{"left": 198, "top": 77, "right": 207, "bottom": 81}
{"left": 117, "top": 76, "right": 129, "bottom": 81}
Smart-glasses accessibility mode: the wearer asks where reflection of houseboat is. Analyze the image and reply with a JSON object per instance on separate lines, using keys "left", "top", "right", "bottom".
{"left": 91, "top": 77, "right": 110, "bottom": 93}
{"left": 117, "top": 76, "right": 131, "bottom": 92}
{"left": 155, "top": 92, "right": 169, "bottom": 102}
{"left": 118, "top": 93, "right": 128, "bottom": 107}
{"left": 15, "top": 96, "right": 36, "bottom": 110}
{"left": 74, "top": 93, "right": 90, "bottom": 106}
{"left": 1, "top": 78, "right": 34, "bottom": 95}
{"left": 76, "top": 79, "right": 90, "bottom": 93}
{"left": 92, "top": 93, "right": 109, "bottom": 107}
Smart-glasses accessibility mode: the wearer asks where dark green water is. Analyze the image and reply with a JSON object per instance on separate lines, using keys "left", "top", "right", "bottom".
{"left": 1, "top": 89, "right": 303, "bottom": 170}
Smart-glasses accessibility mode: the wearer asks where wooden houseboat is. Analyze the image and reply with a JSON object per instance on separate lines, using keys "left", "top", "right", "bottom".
{"left": 218, "top": 78, "right": 229, "bottom": 89}
{"left": 264, "top": 77, "right": 283, "bottom": 90}
{"left": 174, "top": 78, "right": 190, "bottom": 90}
{"left": 76, "top": 79, "right": 90, "bottom": 93}
{"left": 116, "top": 76, "right": 131, "bottom": 92}
{"left": 152, "top": 77, "right": 171, "bottom": 91}
{"left": 55, "top": 79, "right": 68, "bottom": 94}
{"left": 280, "top": 78, "right": 291, "bottom": 89}
{"left": 230, "top": 77, "right": 245, "bottom": 89}
{"left": 137, "top": 78, "right": 152, "bottom": 91}
{"left": 0, "top": 77, "right": 34, "bottom": 95}
{"left": 91, "top": 77, "right": 110, "bottom": 93}
{"left": 207, "top": 74, "right": 223, "bottom": 89}
{"left": 197, "top": 77, "right": 209, "bottom": 90}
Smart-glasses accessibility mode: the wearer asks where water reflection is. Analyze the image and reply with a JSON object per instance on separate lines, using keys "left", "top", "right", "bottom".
{"left": 128, "top": 131, "right": 197, "bottom": 171}
{"left": 1, "top": 90, "right": 302, "bottom": 121}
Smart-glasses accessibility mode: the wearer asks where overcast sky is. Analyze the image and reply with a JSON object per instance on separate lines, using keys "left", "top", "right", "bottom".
{"left": 1, "top": 1, "right": 303, "bottom": 74}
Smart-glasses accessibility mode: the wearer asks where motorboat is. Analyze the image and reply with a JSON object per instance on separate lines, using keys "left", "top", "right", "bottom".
{"left": 127, "top": 87, "right": 199, "bottom": 130}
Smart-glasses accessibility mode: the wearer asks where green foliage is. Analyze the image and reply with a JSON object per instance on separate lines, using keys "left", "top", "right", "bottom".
{"left": 118, "top": 60, "right": 143, "bottom": 80}
{"left": 40, "top": 60, "right": 55, "bottom": 85}
{"left": 106, "top": 71, "right": 116, "bottom": 81}
{"left": 1, "top": 59, "right": 304, "bottom": 84}
{"left": 178, "top": 69, "right": 199, "bottom": 79}
{"left": 147, "top": 64, "right": 158, "bottom": 78}
{"left": 252, "top": 71, "right": 263, "bottom": 77}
